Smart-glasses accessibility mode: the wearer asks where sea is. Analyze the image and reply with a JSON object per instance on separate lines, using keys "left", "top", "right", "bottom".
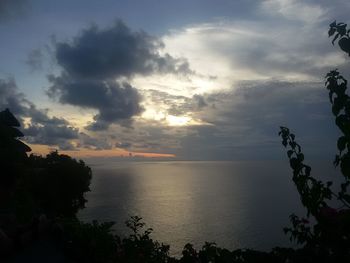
{"left": 78, "top": 160, "right": 341, "bottom": 256}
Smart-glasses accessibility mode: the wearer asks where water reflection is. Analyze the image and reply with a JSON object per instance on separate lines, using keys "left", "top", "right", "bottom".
{"left": 78, "top": 161, "right": 338, "bottom": 256}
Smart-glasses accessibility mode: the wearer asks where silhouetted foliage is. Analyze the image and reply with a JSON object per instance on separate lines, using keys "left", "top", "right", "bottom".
{"left": 63, "top": 216, "right": 308, "bottom": 263}
{"left": 26, "top": 151, "right": 92, "bottom": 217}
{"left": 117, "top": 216, "right": 171, "bottom": 263}
{"left": 61, "top": 216, "right": 174, "bottom": 263}
{"left": 62, "top": 219, "right": 117, "bottom": 263}
{"left": 278, "top": 20, "right": 350, "bottom": 261}
{"left": 0, "top": 109, "right": 92, "bottom": 260}
{"left": 329, "top": 21, "right": 350, "bottom": 55}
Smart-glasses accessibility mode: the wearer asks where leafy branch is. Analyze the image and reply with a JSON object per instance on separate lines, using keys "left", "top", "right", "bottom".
{"left": 278, "top": 21, "right": 350, "bottom": 251}
{"left": 325, "top": 69, "right": 350, "bottom": 204}
{"left": 279, "top": 127, "right": 335, "bottom": 217}
{"left": 329, "top": 21, "right": 350, "bottom": 55}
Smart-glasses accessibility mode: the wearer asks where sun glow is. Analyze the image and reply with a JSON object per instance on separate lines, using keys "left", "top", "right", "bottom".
{"left": 166, "top": 115, "right": 191, "bottom": 126}
{"left": 133, "top": 72, "right": 219, "bottom": 97}
{"left": 141, "top": 110, "right": 192, "bottom": 126}
{"left": 141, "top": 109, "right": 166, "bottom": 121}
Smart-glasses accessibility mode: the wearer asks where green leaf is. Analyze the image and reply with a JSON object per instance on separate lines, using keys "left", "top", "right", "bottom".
{"left": 332, "top": 104, "right": 341, "bottom": 116}
{"left": 290, "top": 158, "right": 300, "bottom": 170}
{"left": 337, "top": 136, "right": 347, "bottom": 152}
{"left": 342, "top": 194, "right": 350, "bottom": 204}
{"left": 334, "top": 154, "right": 340, "bottom": 167}
{"left": 341, "top": 182, "right": 350, "bottom": 192}
{"left": 329, "top": 91, "right": 334, "bottom": 103}
{"left": 290, "top": 141, "right": 297, "bottom": 149}
{"left": 340, "top": 154, "right": 350, "bottom": 179}
{"left": 304, "top": 165, "right": 311, "bottom": 176}
{"left": 330, "top": 20, "right": 336, "bottom": 27}
{"left": 297, "top": 153, "right": 304, "bottom": 162}
{"left": 328, "top": 27, "right": 336, "bottom": 37}
{"left": 332, "top": 33, "right": 340, "bottom": 45}
{"left": 287, "top": 150, "right": 293, "bottom": 158}
{"left": 337, "top": 24, "right": 347, "bottom": 36}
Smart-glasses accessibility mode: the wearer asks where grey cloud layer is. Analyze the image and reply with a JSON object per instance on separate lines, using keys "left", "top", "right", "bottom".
{"left": 48, "top": 20, "right": 192, "bottom": 130}
{"left": 144, "top": 89, "right": 207, "bottom": 116}
{"left": 77, "top": 132, "right": 112, "bottom": 150}
{"left": 48, "top": 76, "right": 143, "bottom": 130}
{"left": 113, "top": 80, "right": 340, "bottom": 160}
{"left": 178, "top": 80, "right": 340, "bottom": 160}
{"left": 55, "top": 21, "right": 191, "bottom": 78}
{"left": 0, "top": 78, "right": 79, "bottom": 150}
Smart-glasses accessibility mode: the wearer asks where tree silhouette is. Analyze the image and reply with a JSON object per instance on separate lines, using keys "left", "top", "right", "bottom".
{"left": 27, "top": 151, "right": 92, "bottom": 217}
{"left": 0, "top": 108, "right": 91, "bottom": 218}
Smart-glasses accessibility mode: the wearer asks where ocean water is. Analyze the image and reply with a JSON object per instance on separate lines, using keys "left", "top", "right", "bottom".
{"left": 78, "top": 160, "right": 340, "bottom": 256}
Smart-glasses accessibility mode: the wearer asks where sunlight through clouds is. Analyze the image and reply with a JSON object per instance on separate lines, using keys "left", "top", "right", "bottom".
{"left": 166, "top": 115, "right": 191, "bottom": 126}
{"left": 1, "top": 0, "right": 349, "bottom": 159}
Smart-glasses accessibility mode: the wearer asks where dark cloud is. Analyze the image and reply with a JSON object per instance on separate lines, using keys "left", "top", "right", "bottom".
{"left": 0, "top": 0, "right": 27, "bottom": 22}
{"left": 77, "top": 132, "right": 112, "bottom": 150}
{"left": 98, "top": 118, "right": 181, "bottom": 154}
{"left": 24, "top": 123, "right": 78, "bottom": 149}
{"left": 0, "top": 78, "right": 28, "bottom": 116}
{"left": 48, "top": 77, "right": 143, "bottom": 130}
{"left": 176, "top": 80, "right": 341, "bottom": 160}
{"left": 48, "top": 20, "right": 193, "bottom": 130}
{"left": 0, "top": 78, "right": 79, "bottom": 150}
{"left": 55, "top": 21, "right": 192, "bottom": 79}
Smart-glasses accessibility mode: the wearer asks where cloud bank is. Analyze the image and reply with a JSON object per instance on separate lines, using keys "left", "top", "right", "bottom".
{"left": 48, "top": 20, "right": 192, "bottom": 130}
{"left": 2, "top": 0, "right": 349, "bottom": 159}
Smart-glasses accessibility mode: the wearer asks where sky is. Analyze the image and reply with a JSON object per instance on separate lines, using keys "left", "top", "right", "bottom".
{"left": 0, "top": 0, "right": 349, "bottom": 161}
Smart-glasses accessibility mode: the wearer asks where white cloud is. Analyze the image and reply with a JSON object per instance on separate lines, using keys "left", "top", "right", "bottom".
{"left": 261, "top": 0, "right": 328, "bottom": 24}
{"left": 162, "top": 19, "right": 349, "bottom": 86}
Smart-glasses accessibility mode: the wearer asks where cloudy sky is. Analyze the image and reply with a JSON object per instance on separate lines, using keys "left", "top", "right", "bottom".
{"left": 0, "top": 0, "right": 349, "bottom": 160}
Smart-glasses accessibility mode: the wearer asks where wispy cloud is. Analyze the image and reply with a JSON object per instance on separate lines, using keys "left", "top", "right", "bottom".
{"left": 163, "top": 19, "right": 349, "bottom": 84}
{"left": 260, "top": 0, "right": 328, "bottom": 24}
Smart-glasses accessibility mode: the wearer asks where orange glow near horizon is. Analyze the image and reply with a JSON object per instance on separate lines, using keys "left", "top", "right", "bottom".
{"left": 27, "top": 143, "right": 176, "bottom": 159}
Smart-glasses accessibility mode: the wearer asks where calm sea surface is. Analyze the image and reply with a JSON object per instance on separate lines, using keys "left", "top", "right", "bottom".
{"left": 78, "top": 160, "right": 340, "bottom": 256}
